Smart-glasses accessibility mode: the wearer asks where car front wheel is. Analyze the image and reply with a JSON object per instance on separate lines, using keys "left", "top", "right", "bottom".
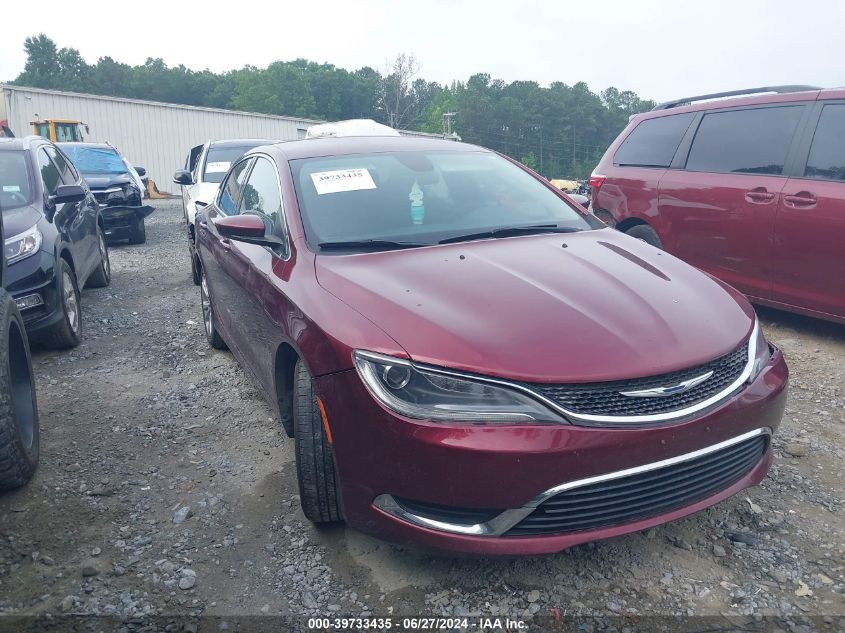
{"left": 130, "top": 218, "right": 146, "bottom": 245}
{"left": 293, "top": 359, "right": 342, "bottom": 523}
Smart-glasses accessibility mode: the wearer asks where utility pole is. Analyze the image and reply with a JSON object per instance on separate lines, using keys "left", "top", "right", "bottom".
{"left": 539, "top": 126, "right": 544, "bottom": 175}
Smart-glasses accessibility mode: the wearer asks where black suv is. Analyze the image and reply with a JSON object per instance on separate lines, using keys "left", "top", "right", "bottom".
{"left": 0, "top": 136, "right": 110, "bottom": 348}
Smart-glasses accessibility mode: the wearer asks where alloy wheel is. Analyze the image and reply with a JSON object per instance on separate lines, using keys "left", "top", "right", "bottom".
{"left": 63, "top": 271, "right": 80, "bottom": 334}
{"left": 200, "top": 273, "right": 213, "bottom": 336}
{"left": 99, "top": 231, "right": 110, "bottom": 278}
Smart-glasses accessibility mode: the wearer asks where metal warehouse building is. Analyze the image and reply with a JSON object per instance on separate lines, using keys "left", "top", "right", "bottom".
{"left": 1, "top": 84, "right": 443, "bottom": 193}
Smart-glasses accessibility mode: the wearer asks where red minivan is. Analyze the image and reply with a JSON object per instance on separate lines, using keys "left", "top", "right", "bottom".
{"left": 196, "top": 130, "right": 787, "bottom": 555}
{"left": 592, "top": 86, "right": 845, "bottom": 324}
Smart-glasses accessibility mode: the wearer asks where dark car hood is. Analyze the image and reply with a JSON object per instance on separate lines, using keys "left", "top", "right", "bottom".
{"left": 315, "top": 228, "right": 755, "bottom": 383}
{"left": 2, "top": 204, "right": 42, "bottom": 239}
{"left": 82, "top": 173, "right": 133, "bottom": 190}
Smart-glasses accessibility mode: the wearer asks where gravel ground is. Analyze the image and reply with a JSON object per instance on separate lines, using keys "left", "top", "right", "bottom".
{"left": 0, "top": 200, "right": 842, "bottom": 630}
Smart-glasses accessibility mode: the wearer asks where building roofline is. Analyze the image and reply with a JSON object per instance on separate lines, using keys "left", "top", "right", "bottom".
{"left": 1, "top": 83, "right": 325, "bottom": 125}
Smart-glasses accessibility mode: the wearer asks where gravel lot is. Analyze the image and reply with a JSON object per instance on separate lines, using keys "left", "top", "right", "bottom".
{"left": 0, "top": 200, "right": 842, "bottom": 629}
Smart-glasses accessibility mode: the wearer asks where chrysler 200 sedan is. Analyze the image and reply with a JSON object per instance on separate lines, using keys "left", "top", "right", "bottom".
{"left": 195, "top": 133, "right": 788, "bottom": 555}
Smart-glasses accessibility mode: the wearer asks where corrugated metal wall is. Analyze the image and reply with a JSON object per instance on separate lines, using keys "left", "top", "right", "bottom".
{"left": 2, "top": 85, "right": 452, "bottom": 193}
{"left": 2, "top": 84, "right": 324, "bottom": 192}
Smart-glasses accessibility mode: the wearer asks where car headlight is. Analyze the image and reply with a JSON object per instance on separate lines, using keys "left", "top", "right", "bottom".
{"left": 749, "top": 317, "right": 772, "bottom": 381}
{"left": 352, "top": 350, "right": 565, "bottom": 424}
{"left": 5, "top": 224, "right": 42, "bottom": 265}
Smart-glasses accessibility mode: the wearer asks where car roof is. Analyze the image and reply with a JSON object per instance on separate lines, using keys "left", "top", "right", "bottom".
{"left": 208, "top": 138, "right": 279, "bottom": 148}
{"left": 265, "top": 136, "right": 484, "bottom": 161}
{"left": 632, "top": 87, "right": 835, "bottom": 124}
{"left": 0, "top": 136, "right": 47, "bottom": 152}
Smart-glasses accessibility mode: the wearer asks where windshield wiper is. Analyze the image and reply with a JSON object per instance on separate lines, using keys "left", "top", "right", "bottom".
{"left": 438, "top": 224, "right": 583, "bottom": 244}
{"left": 318, "top": 239, "right": 429, "bottom": 251}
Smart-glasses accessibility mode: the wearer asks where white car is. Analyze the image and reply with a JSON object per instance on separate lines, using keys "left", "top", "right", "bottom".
{"left": 173, "top": 139, "right": 277, "bottom": 284}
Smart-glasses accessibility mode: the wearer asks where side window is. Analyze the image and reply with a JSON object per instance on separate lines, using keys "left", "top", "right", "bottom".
{"left": 685, "top": 106, "right": 804, "bottom": 175}
{"left": 240, "top": 157, "right": 282, "bottom": 230}
{"left": 37, "top": 149, "right": 62, "bottom": 196}
{"left": 804, "top": 104, "right": 845, "bottom": 182}
{"left": 44, "top": 146, "right": 78, "bottom": 185}
{"left": 613, "top": 113, "right": 695, "bottom": 167}
{"left": 189, "top": 144, "right": 203, "bottom": 176}
{"left": 218, "top": 158, "right": 253, "bottom": 215}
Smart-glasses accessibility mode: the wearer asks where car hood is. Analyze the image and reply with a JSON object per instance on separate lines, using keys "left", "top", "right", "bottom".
{"left": 315, "top": 228, "right": 755, "bottom": 383}
{"left": 83, "top": 173, "right": 133, "bottom": 190}
{"left": 3, "top": 204, "right": 43, "bottom": 239}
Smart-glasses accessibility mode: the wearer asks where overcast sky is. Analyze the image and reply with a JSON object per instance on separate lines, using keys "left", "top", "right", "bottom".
{"left": 1, "top": 0, "right": 842, "bottom": 103}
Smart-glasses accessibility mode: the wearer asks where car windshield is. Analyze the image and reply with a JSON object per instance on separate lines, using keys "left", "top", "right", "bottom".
{"left": 0, "top": 151, "right": 34, "bottom": 212}
{"left": 203, "top": 145, "right": 264, "bottom": 183}
{"left": 61, "top": 146, "right": 127, "bottom": 175}
{"left": 291, "top": 150, "right": 593, "bottom": 251}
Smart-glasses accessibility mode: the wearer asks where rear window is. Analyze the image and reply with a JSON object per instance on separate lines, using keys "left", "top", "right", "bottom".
{"left": 685, "top": 106, "right": 803, "bottom": 175}
{"left": 203, "top": 145, "right": 264, "bottom": 183}
{"left": 0, "top": 151, "right": 34, "bottom": 211}
{"left": 613, "top": 113, "right": 694, "bottom": 168}
{"left": 804, "top": 104, "right": 845, "bottom": 182}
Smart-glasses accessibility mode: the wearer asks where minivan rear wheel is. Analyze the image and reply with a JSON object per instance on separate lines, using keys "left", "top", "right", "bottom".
{"left": 293, "top": 359, "right": 342, "bottom": 523}
{"left": 626, "top": 224, "right": 663, "bottom": 249}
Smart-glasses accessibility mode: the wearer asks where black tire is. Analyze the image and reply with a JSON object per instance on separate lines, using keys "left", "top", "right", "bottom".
{"left": 40, "top": 260, "right": 81, "bottom": 350}
{"left": 190, "top": 246, "right": 201, "bottom": 286}
{"left": 626, "top": 224, "right": 663, "bottom": 248}
{"left": 130, "top": 217, "right": 146, "bottom": 245}
{"left": 86, "top": 228, "right": 111, "bottom": 288}
{"left": 0, "top": 289, "right": 39, "bottom": 490}
{"left": 293, "top": 359, "right": 342, "bottom": 523}
{"left": 200, "top": 269, "right": 227, "bottom": 350}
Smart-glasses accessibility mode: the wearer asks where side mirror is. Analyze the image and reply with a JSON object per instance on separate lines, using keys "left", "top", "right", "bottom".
{"left": 53, "top": 184, "right": 86, "bottom": 204}
{"left": 214, "top": 214, "right": 284, "bottom": 250}
{"left": 173, "top": 170, "right": 193, "bottom": 185}
{"left": 135, "top": 166, "right": 147, "bottom": 177}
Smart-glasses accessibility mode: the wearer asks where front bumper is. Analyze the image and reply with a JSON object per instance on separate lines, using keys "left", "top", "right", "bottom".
{"left": 6, "top": 251, "right": 64, "bottom": 337}
{"left": 101, "top": 204, "right": 155, "bottom": 237}
{"left": 315, "top": 346, "right": 787, "bottom": 555}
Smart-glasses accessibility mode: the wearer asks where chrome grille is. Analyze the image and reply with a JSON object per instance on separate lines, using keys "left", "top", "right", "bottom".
{"left": 525, "top": 343, "right": 748, "bottom": 418}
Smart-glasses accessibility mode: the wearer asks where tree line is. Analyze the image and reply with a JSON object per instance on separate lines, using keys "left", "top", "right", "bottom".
{"left": 12, "top": 34, "right": 656, "bottom": 178}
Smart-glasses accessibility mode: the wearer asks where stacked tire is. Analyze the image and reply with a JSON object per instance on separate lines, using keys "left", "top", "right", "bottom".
{"left": 0, "top": 289, "right": 39, "bottom": 489}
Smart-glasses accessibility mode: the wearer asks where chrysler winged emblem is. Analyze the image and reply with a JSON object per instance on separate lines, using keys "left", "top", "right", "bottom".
{"left": 620, "top": 371, "right": 714, "bottom": 398}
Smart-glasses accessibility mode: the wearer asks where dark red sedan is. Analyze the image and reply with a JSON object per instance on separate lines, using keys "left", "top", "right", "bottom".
{"left": 196, "top": 132, "right": 787, "bottom": 555}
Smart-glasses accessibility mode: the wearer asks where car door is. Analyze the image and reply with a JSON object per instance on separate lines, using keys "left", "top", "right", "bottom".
{"left": 658, "top": 104, "right": 808, "bottom": 299}
{"left": 46, "top": 145, "right": 99, "bottom": 279}
{"left": 224, "top": 155, "right": 291, "bottom": 394}
{"left": 197, "top": 157, "right": 254, "bottom": 339}
{"left": 36, "top": 148, "right": 89, "bottom": 274}
{"left": 770, "top": 101, "right": 845, "bottom": 319}
{"left": 182, "top": 144, "right": 204, "bottom": 222}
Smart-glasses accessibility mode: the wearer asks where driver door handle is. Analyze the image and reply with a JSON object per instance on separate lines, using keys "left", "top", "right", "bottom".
{"left": 745, "top": 188, "right": 775, "bottom": 203}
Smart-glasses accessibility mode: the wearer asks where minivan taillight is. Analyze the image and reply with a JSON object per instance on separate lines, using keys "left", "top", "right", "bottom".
{"left": 588, "top": 174, "right": 606, "bottom": 197}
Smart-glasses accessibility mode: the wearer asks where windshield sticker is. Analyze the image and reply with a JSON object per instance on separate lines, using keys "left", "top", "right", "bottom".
{"left": 311, "top": 168, "right": 376, "bottom": 195}
{"left": 2, "top": 185, "right": 21, "bottom": 192}
{"left": 205, "top": 161, "right": 232, "bottom": 173}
